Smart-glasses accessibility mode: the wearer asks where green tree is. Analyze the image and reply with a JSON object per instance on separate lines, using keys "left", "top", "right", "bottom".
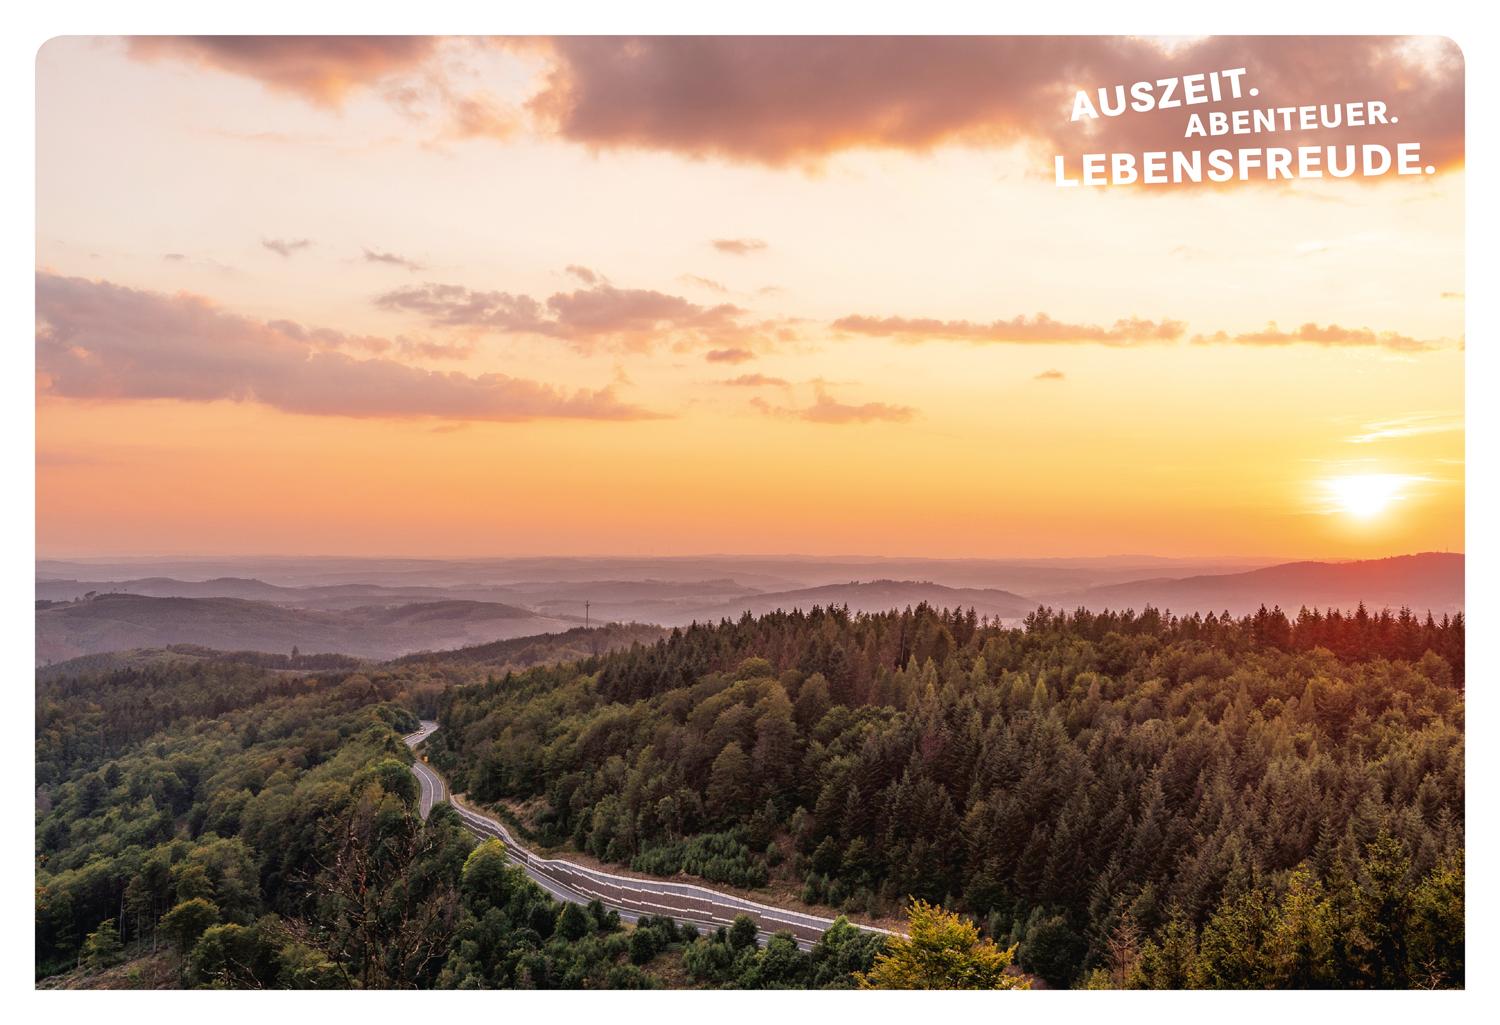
{"left": 557, "top": 902, "right": 590, "bottom": 941}
{"left": 858, "top": 900, "right": 1028, "bottom": 990}
{"left": 707, "top": 743, "right": 753, "bottom": 819}
{"left": 160, "top": 897, "right": 220, "bottom": 953}
{"left": 1405, "top": 854, "right": 1464, "bottom": 988}
{"left": 81, "top": 918, "right": 123, "bottom": 969}
{"left": 728, "top": 914, "right": 760, "bottom": 952}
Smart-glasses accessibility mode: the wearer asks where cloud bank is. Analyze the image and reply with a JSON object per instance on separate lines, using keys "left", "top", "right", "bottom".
{"left": 35, "top": 273, "right": 657, "bottom": 422}
{"left": 377, "top": 280, "right": 759, "bottom": 352}
{"left": 1192, "top": 322, "right": 1444, "bottom": 352}
{"left": 834, "top": 312, "right": 1185, "bottom": 346}
{"left": 527, "top": 36, "right": 1463, "bottom": 170}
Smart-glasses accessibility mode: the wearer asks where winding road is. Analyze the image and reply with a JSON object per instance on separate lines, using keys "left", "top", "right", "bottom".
{"left": 404, "top": 720, "right": 892, "bottom": 950}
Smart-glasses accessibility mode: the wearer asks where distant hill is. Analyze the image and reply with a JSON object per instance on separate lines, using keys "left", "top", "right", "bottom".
{"left": 35, "top": 576, "right": 474, "bottom": 610}
{"left": 390, "top": 623, "right": 670, "bottom": 674}
{"left": 675, "top": 579, "right": 1036, "bottom": 624}
{"left": 1047, "top": 553, "right": 1463, "bottom": 617}
{"left": 34, "top": 574, "right": 763, "bottom": 616}
{"left": 35, "top": 593, "right": 578, "bottom": 664}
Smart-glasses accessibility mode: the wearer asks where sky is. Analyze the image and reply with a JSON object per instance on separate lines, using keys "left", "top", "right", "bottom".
{"left": 35, "top": 36, "right": 1465, "bottom": 560}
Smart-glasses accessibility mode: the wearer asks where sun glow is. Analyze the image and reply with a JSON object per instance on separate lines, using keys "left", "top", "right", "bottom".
{"left": 1323, "top": 473, "right": 1416, "bottom": 519}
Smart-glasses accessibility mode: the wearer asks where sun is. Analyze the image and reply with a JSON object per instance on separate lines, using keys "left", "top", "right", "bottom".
{"left": 1323, "top": 473, "right": 1414, "bottom": 519}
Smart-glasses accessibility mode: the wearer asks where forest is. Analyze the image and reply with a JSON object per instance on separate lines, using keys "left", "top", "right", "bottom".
{"left": 425, "top": 602, "right": 1464, "bottom": 989}
{"left": 35, "top": 600, "right": 1464, "bottom": 988}
{"left": 34, "top": 653, "right": 882, "bottom": 988}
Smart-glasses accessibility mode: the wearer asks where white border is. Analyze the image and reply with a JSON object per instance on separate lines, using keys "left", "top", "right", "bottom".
{"left": 5, "top": 3, "right": 1492, "bottom": 1022}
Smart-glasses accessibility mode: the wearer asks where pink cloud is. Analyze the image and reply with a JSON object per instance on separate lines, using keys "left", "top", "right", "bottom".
{"left": 378, "top": 280, "right": 760, "bottom": 353}
{"left": 35, "top": 273, "right": 659, "bottom": 422}
{"left": 527, "top": 36, "right": 1463, "bottom": 172}
{"left": 705, "top": 347, "right": 756, "bottom": 364}
{"left": 753, "top": 385, "right": 915, "bottom": 425}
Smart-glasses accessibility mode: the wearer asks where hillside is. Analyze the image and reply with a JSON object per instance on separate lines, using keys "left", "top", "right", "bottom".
{"left": 675, "top": 579, "right": 1035, "bottom": 624}
{"left": 34, "top": 593, "right": 577, "bottom": 663}
{"left": 429, "top": 602, "right": 1464, "bottom": 989}
{"left": 389, "top": 622, "right": 668, "bottom": 674}
{"left": 1050, "top": 552, "right": 1463, "bottom": 617}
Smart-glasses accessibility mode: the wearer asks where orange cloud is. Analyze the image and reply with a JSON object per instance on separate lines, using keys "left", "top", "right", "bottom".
{"left": 753, "top": 385, "right": 915, "bottom": 425}
{"left": 711, "top": 238, "right": 768, "bottom": 255}
{"left": 127, "top": 36, "right": 440, "bottom": 106}
{"left": 834, "top": 312, "right": 1184, "bottom": 346}
{"left": 1192, "top": 322, "right": 1446, "bottom": 352}
{"left": 721, "top": 373, "right": 789, "bottom": 388}
{"left": 36, "top": 273, "right": 658, "bottom": 422}
{"left": 126, "top": 36, "right": 517, "bottom": 142}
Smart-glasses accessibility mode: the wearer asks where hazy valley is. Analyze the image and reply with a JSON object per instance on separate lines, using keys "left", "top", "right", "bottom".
{"left": 36, "top": 551, "right": 1464, "bottom": 664}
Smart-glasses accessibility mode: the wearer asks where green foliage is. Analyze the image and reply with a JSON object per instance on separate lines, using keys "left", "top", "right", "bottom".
{"left": 433, "top": 602, "right": 1463, "bottom": 989}
{"left": 160, "top": 899, "right": 220, "bottom": 953}
{"left": 679, "top": 912, "right": 877, "bottom": 989}
{"left": 81, "top": 918, "right": 123, "bottom": 969}
{"left": 35, "top": 650, "right": 887, "bottom": 990}
{"left": 36, "top": 600, "right": 1464, "bottom": 989}
{"left": 858, "top": 900, "right": 1027, "bottom": 990}
{"left": 630, "top": 830, "right": 770, "bottom": 888}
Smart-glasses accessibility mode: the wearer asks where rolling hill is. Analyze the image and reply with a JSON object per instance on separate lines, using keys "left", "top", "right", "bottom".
{"left": 35, "top": 593, "right": 578, "bottom": 664}
{"left": 1047, "top": 552, "right": 1463, "bottom": 617}
{"left": 672, "top": 579, "right": 1036, "bottom": 624}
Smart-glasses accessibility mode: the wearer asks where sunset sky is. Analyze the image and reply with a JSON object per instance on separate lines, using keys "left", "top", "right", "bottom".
{"left": 35, "top": 36, "right": 1464, "bottom": 559}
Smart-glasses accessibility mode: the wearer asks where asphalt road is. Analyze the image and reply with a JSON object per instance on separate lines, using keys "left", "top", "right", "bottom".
{"left": 403, "top": 720, "right": 893, "bottom": 950}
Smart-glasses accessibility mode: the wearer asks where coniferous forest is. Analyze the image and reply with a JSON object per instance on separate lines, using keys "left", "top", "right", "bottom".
{"left": 36, "top": 602, "right": 1463, "bottom": 989}
{"left": 428, "top": 604, "right": 1464, "bottom": 989}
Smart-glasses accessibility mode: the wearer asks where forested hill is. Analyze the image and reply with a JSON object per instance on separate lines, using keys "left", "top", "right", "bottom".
{"left": 1047, "top": 552, "right": 1463, "bottom": 618}
{"left": 429, "top": 602, "right": 1464, "bottom": 989}
{"left": 35, "top": 652, "right": 885, "bottom": 989}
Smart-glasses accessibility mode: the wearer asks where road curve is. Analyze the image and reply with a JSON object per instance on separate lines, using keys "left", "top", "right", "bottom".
{"left": 403, "top": 720, "right": 893, "bottom": 951}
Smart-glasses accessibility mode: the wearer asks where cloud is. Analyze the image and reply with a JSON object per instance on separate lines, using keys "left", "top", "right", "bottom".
{"left": 127, "top": 37, "right": 1462, "bottom": 176}
{"left": 363, "top": 248, "right": 425, "bottom": 271}
{"left": 1192, "top": 322, "right": 1444, "bottom": 352}
{"left": 834, "top": 312, "right": 1184, "bottom": 346}
{"left": 263, "top": 237, "right": 313, "bottom": 258}
{"left": 442, "top": 91, "right": 520, "bottom": 141}
{"left": 127, "top": 36, "right": 441, "bottom": 106}
{"left": 837, "top": 309, "right": 1448, "bottom": 354}
{"left": 753, "top": 385, "right": 915, "bottom": 425}
{"left": 711, "top": 238, "right": 768, "bottom": 255}
{"left": 705, "top": 347, "right": 756, "bottom": 364}
{"left": 35, "top": 272, "right": 659, "bottom": 422}
{"left": 1035, "top": 369, "right": 1066, "bottom": 381}
{"left": 1441, "top": 291, "right": 1464, "bottom": 300}
{"left": 526, "top": 36, "right": 1463, "bottom": 172}
{"left": 721, "top": 373, "right": 789, "bottom": 388}
{"left": 125, "top": 37, "right": 517, "bottom": 142}
{"left": 680, "top": 274, "right": 729, "bottom": 293}
{"left": 377, "top": 280, "right": 758, "bottom": 353}
{"left": 163, "top": 253, "right": 187, "bottom": 262}
{"left": 565, "top": 265, "right": 601, "bottom": 285}
{"left": 1346, "top": 412, "right": 1462, "bottom": 444}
